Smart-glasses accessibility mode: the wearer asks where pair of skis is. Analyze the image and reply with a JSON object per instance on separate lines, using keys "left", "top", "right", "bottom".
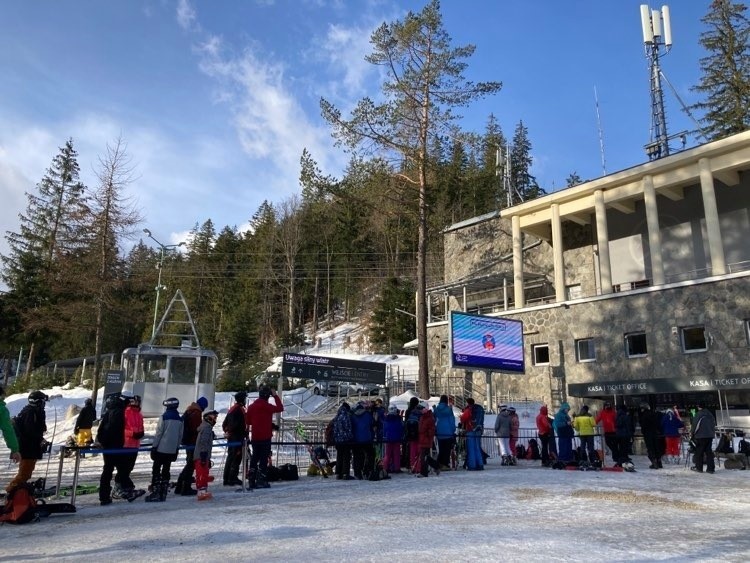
{"left": 294, "top": 422, "right": 329, "bottom": 478}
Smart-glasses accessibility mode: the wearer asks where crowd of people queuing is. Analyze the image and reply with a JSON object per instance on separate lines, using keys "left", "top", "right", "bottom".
{"left": 2, "top": 385, "right": 749, "bottom": 508}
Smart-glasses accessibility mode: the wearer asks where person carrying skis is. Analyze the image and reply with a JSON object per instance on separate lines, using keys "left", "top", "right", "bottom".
{"left": 175, "top": 396, "right": 208, "bottom": 496}
{"left": 117, "top": 394, "right": 145, "bottom": 499}
{"left": 74, "top": 398, "right": 96, "bottom": 447}
{"left": 245, "top": 385, "right": 284, "bottom": 489}
{"left": 194, "top": 409, "right": 219, "bottom": 500}
{"left": 145, "top": 397, "right": 184, "bottom": 502}
{"left": 96, "top": 392, "right": 128, "bottom": 505}
{"left": 0, "top": 385, "right": 21, "bottom": 490}
{"left": 222, "top": 391, "right": 247, "bottom": 487}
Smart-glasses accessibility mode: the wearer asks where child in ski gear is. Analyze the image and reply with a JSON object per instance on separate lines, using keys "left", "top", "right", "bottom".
{"left": 382, "top": 404, "right": 403, "bottom": 473}
{"left": 74, "top": 398, "right": 96, "bottom": 447}
{"left": 690, "top": 404, "right": 716, "bottom": 474}
{"left": 660, "top": 408, "right": 684, "bottom": 464}
{"left": 0, "top": 385, "right": 20, "bottom": 470}
{"left": 222, "top": 392, "right": 247, "bottom": 486}
{"left": 536, "top": 405, "right": 553, "bottom": 466}
{"left": 417, "top": 404, "right": 440, "bottom": 477}
{"left": 434, "top": 395, "right": 456, "bottom": 469}
{"left": 117, "top": 394, "right": 144, "bottom": 498}
{"left": 572, "top": 405, "right": 597, "bottom": 464}
{"left": 494, "top": 405, "right": 513, "bottom": 465}
{"left": 194, "top": 409, "right": 218, "bottom": 500}
{"left": 595, "top": 401, "right": 618, "bottom": 465}
{"left": 145, "top": 397, "right": 184, "bottom": 502}
{"left": 96, "top": 392, "right": 127, "bottom": 505}
{"left": 245, "top": 385, "right": 284, "bottom": 489}
{"left": 351, "top": 401, "right": 375, "bottom": 479}
{"left": 7, "top": 391, "right": 48, "bottom": 492}
{"left": 333, "top": 402, "right": 354, "bottom": 480}
{"left": 176, "top": 396, "right": 208, "bottom": 496}
{"left": 554, "top": 402, "right": 574, "bottom": 462}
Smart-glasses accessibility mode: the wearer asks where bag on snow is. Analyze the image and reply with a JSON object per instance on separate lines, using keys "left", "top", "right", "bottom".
{"left": 0, "top": 483, "right": 39, "bottom": 524}
{"left": 526, "top": 438, "right": 541, "bottom": 460}
{"left": 278, "top": 463, "right": 299, "bottom": 481}
{"left": 515, "top": 444, "right": 526, "bottom": 459}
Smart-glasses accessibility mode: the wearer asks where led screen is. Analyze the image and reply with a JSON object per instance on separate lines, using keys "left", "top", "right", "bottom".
{"left": 450, "top": 311, "right": 525, "bottom": 373}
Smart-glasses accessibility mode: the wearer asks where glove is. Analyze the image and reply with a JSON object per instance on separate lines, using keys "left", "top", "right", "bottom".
{"left": 133, "top": 431, "right": 144, "bottom": 440}
{"left": 199, "top": 452, "right": 208, "bottom": 466}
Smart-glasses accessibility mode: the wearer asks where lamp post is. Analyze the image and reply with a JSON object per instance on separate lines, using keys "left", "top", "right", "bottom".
{"left": 143, "top": 228, "right": 185, "bottom": 340}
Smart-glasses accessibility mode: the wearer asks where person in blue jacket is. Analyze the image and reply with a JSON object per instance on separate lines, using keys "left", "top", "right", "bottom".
{"left": 350, "top": 401, "right": 374, "bottom": 479}
{"left": 433, "top": 395, "right": 456, "bottom": 470}
{"left": 382, "top": 404, "right": 404, "bottom": 473}
{"left": 554, "top": 402, "right": 574, "bottom": 462}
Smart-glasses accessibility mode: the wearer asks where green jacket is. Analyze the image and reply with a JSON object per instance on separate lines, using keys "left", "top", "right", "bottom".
{"left": 0, "top": 398, "right": 20, "bottom": 453}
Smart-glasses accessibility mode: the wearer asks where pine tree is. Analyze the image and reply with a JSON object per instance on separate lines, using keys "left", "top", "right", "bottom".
{"left": 321, "top": 0, "right": 501, "bottom": 397}
{"left": 690, "top": 0, "right": 750, "bottom": 140}
{"left": 566, "top": 172, "right": 583, "bottom": 187}
{"left": 510, "top": 121, "right": 545, "bottom": 203}
{"left": 369, "top": 277, "right": 416, "bottom": 354}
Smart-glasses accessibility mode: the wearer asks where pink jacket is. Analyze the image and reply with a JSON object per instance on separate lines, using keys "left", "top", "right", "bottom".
{"left": 124, "top": 405, "right": 144, "bottom": 448}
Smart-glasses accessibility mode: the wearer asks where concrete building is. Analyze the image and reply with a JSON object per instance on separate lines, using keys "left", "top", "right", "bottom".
{"left": 425, "top": 130, "right": 750, "bottom": 425}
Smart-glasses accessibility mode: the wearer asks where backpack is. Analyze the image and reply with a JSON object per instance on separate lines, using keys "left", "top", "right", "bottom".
{"left": 738, "top": 439, "right": 750, "bottom": 456}
{"left": 0, "top": 484, "right": 39, "bottom": 525}
{"left": 405, "top": 419, "right": 420, "bottom": 441}
{"left": 471, "top": 404, "right": 485, "bottom": 431}
{"left": 324, "top": 419, "right": 335, "bottom": 447}
{"left": 515, "top": 444, "right": 526, "bottom": 459}
{"left": 526, "top": 438, "right": 541, "bottom": 460}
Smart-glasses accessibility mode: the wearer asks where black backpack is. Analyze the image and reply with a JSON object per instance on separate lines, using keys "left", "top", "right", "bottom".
{"left": 515, "top": 444, "right": 526, "bottom": 459}
{"left": 738, "top": 439, "right": 750, "bottom": 456}
{"left": 471, "top": 404, "right": 485, "bottom": 431}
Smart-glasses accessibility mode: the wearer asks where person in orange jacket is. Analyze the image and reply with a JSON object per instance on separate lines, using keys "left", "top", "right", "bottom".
{"left": 117, "top": 394, "right": 144, "bottom": 499}
{"left": 595, "top": 401, "right": 618, "bottom": 465}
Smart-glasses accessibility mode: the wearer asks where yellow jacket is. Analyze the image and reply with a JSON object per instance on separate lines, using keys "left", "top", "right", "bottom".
{"left": 573, "top": 413, "right": 597, "bottom": 436}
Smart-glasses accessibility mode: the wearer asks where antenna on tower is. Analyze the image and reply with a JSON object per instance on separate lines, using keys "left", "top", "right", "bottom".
{"left": 594, "top": 86, "right": 607, "bottom": 175}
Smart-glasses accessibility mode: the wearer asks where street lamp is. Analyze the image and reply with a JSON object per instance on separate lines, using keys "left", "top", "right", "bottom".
{"left": 143, "top": 228, "right": 186, "bottom": 340}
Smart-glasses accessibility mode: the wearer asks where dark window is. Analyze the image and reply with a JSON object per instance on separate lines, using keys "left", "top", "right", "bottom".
{"left": 575, "top": 338, "right": 596, "bottom": 362}
{"left": 625, "top": 332, "right": 648, "bottom": 357}
{"left": 681, "top": 326, "right": 707, "bottom": 353}
{"left": 532, "top": 344, "right": 550, "bottom": 366}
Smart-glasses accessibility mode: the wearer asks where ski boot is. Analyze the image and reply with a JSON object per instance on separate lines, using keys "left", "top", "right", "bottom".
{"left": 145, "top": 480, "right": 165, "bottom": 503}
{"left": 197, "top": 488, "right": 212, "bottom": 501}
{"left": 246, "top": 469, "right": 257, "bottom": 490}
{"left": 111, "top": 483, "right": 126, "bottom": 500}
{"left": 500, "top": 455, "right": 509, "bottom": 466}
{"left": 509, "top": 456, "right": 517, "bottom": 466}
{"left": 255, "top": 472, "right": 271, "bottom": 489}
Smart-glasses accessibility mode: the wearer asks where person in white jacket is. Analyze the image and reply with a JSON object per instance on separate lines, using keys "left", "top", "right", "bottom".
{"left": 145, "top": 397, "right": 184, "bottom": 502}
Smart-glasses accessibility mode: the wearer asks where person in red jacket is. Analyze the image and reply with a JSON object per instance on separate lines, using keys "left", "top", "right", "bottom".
{"left": 417, "top": 403, "right": 440, "bottom": 477}
{"left": 595, "top": 401, "right": 618, "bottom": 466}
{"left": 536, "top": 405, "right": 553, "bottom": 467}
{"left": 175, "top": 396, "right": 208, "bottom": 496}
{"left": 245, "top": 385, "right": 284, "bottom": 489}
{"left": 118, "top": 394, "right": 144, "bottom": 498}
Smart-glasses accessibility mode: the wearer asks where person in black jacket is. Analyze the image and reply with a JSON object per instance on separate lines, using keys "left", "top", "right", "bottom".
{"left": 75, "top": 398, "right": 97, "bottom": 447}
{"left": 6, "top": 391, "right": 48, "bottom": 492}
{"left": 96, "top": 393, "right": 128, "bottom": 505}
{"left": 639, "top": 403, "right": 663, "bottom": 469}
{"left": 222, "top": 392, "right": 247, "bottom": 486}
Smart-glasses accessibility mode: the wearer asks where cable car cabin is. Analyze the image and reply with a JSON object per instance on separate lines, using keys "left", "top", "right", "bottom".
{"left": 120, "top": 344, "right": 217, "bottom": 417}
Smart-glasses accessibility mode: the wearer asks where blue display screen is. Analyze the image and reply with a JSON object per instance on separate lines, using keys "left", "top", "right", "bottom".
{"left": 450, "top": 311, "right": 525, "bottom": 373}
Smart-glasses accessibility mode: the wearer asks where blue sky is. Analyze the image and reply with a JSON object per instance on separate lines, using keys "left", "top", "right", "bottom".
{"left": 0, "top": 0, "right": 709, "bottom": 257}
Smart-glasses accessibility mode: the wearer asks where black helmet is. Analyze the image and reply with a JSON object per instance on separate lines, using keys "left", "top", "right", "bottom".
{"left": 203, "top": 409, "right": 219, "bottom": 421}
{"left": 84, "top": 398, "right": 93, "bottom": 406}
{"left": 105, "top": 393, "right": 121, "bottom": 409}
{"left": 28, "top": 390, "right": 49, "bottom": 406}
{"left": 163, "top": 397, "right": 179, "bottom": 409}
{"left": 258, "top": 385, "right": 272, "bottom": 400}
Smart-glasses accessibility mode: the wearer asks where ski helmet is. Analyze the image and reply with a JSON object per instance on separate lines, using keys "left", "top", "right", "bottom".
{"left": 388, "top": 404, "right": 398, "bottom": 414}
{"left": 203, "top": 409, "right": 219, "bottom": 421}
{"left": 163, "top": 397, "right": 179, "bottom": 409}
{"left": 105, "top": 393, "right": 121, "bottom": 409}
{"left": 258, "top": 385, "right": 272, "bottom": 400}
{"left": 28, "top": 390, "right": 49, "bottom": 406}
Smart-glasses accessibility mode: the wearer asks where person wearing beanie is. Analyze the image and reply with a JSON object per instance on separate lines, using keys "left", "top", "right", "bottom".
{"left": 222, "top": 392, "right": 247, "bottom": 486}
{"left": 245, "top": 385, "right": 284, "bottom": 488}
{"left": 0, "top": 385, "right": 21, "bottom": 492}
{"left": 175, "top": 396, "right": 209, "bottom": 496}
{"left": 74, "top": 398, "right": 97, "bottom": 447}
{"left": 194, "top": 410, "right": 219, "bottom": 500}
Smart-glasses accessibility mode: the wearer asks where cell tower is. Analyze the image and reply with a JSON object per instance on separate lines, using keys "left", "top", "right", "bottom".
{"left": 640, "top": 5, "right": 675, "bottom": 160}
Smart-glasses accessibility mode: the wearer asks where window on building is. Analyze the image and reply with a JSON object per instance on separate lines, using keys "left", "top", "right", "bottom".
{"left": 532, "top": 344, "right": 550, "bottom": 366}
{"left": 567, "top": 284, "right": 582, "bottom": 300}
{"left": 681, "top": 326, "right": 707, "bottom": 353}
{"left": 625, "top": 332, "right": 648, "bottom": 358}
{"left": 575, "top": 338, "right": 596, "bottom": 362}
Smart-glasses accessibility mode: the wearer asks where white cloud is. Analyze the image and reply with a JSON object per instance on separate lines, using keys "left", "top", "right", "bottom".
{"left": 317, "top": 23, "right": 375, "bottom": 98}
{"left": 176, "top": 0, "right": 200, "bottom": 32}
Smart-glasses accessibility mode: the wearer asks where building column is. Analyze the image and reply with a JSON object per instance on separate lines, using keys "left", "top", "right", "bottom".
{"left": 512, "top": 215, "right": 525, "bottom": 308}
{"left": 643, "top": 174, "right": 665, "bottom": 285}
{"left": 594, "top": 190, "right": 612, "bottom": 294}
{"left": 698, "top": 157, "right": 727, "bottom": 275}
{"left": 551, "top": 204, "right": 565, "bottom": 302}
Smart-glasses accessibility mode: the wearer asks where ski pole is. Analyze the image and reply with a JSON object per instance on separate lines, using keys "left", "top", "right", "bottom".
{"left": 43, "top": 401, "right": 58, "bottom": 489}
